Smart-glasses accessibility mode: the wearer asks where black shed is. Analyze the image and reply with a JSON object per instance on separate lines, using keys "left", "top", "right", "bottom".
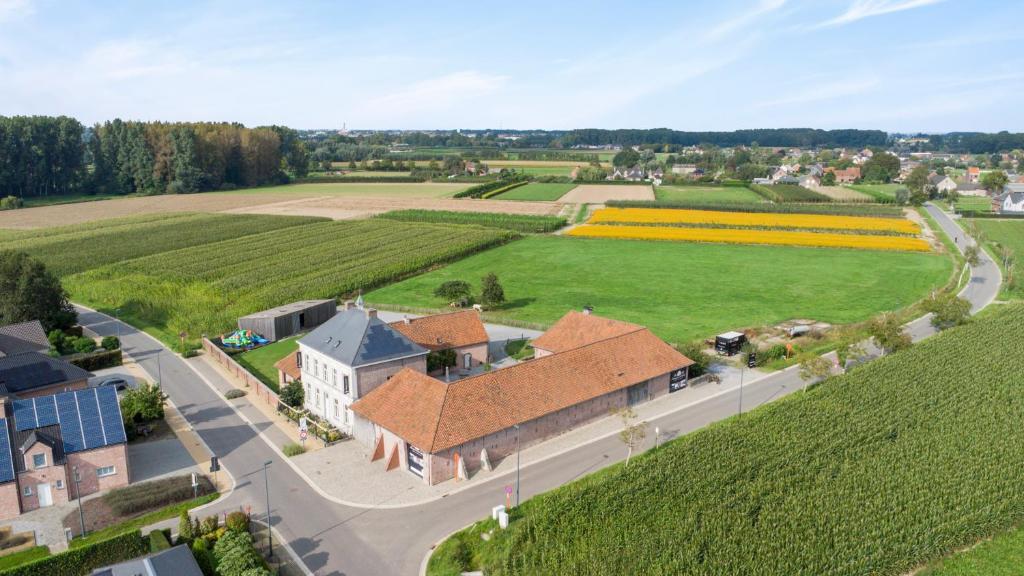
{"left": 237, "top": 299, "right": 336, "bottom": 342}
{"left": 715, "top": 331, "right": 746, "bottom": 356}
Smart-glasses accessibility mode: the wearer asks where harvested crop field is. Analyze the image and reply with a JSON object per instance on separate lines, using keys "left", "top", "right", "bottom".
{"left": 227, "top": 195, "right": 562, "bottom": 220}
{"left": 814, "top": 186, "right": 872, "bottom": 202}
{"left": 558, "top": 184, "right": 655, "bottom": 203}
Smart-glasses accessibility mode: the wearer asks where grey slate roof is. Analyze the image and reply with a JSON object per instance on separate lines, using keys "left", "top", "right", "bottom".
{"left": 13, "top": 425, "right": 65, "bottom": 473}
{"left": 92, "top": 545, "right": 203, "bottom": 576}
{"left": 0, "top": 321, "right": 49, "bottom": 358}
{"left": 0, "top": 352, "right": 92, "bottom": 395}
{"left": 299, "top": 308, "right": 427, "bottom": 368}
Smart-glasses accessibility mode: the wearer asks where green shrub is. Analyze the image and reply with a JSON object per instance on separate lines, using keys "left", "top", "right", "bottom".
{"left": 71, "top": 337, "right": 96, "bottom": 354}
{"left": 102, "top": 475, "right": 214, "bottom": 517}
{"left": 213, "top": 531, "right": 264, "bottom": 576}
{"left": 0, "top": 530, "right": 146, "bottom": 576}
{"left": 0, "top": 547, "right": 49, "bottom": 571}
{"left": 200, "top": 515, "right": 219, "bottom": 536}
{"left": 282, "top": 443, "right": 306, "bottom": 457}
{"left": 191, "top": 538, "right": 217, "bottom": 576}
{"left": 67, "top": 349, "right": 122, "bottom": 371}
{"left": 427, "top": 349, "right": 457, "bottom": 372}
{"left": 433, "top": 280, "right": 473, "bottom": 302}
{"left": 279, "top": 380, "right": 304, "bottom": 408}
{"left": 148, "top": 529, "right": 171, "bottom": 552}
{"left": 225, "top": 389, "right": 247, "bottom": 400}
{"left": 177, "top": 510, "right": 195, "bottom": 543}
{"left": 119, "top": 382, "right": 167, "bottom": 425}
{"left": 0, "top": 196, "right": 23, "bottom": 210}
{"left": 225, "top": 511, "right": 250, "bottom": 533}
{"left": 674, "top": 342, "right": 714, "bottom": 377}
{"left": 100, "top": 335, "right": 120, "bottom": 350}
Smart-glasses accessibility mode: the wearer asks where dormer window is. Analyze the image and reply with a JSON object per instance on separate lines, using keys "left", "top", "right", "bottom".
{"left": 31, "top": 453, "right": 46, "bottom": 469}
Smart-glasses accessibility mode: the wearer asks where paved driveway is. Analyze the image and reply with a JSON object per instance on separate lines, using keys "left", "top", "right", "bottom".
{"left": 127, "top": 438, "right": 200, "bottom": 483}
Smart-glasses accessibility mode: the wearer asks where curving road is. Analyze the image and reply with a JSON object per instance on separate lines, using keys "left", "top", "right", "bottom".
{"left": 75, "top": 202, "right": 1002, "bottom": 575}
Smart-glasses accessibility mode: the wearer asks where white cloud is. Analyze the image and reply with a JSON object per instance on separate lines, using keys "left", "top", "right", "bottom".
{"left": 755, "top": 76, "right": 880, "bottom": 108}
{"left": 704, "top": 0, "right": 787, "bottom": 41}
{"left": 0, "top": 0, "right": 33, "bottom": 23}
{"left": 814, "top": 0, "right": 945, "bottom": 28}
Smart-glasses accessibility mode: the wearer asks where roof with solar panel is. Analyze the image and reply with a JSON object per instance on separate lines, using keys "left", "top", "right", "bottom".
{"left": 0, "top": 352, "right": 92, "bottom": 395}
{"left": 0, "top": 387, "right": 128, "bottom": 483}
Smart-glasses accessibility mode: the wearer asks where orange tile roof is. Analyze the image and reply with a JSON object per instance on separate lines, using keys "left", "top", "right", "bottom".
{"left": 274, "top": 351, "right": 301, "bottom": 381}
{"left": 389, "top": 310, "right": 488, "bottom": 351}
{"left": 352, "top": 327, "right": 693, "bottom": 453}
{"left": 530, "top": 310, "right": 643, "bottom": 353}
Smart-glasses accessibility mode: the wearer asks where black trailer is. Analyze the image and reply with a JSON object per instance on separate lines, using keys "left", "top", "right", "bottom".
{"left": 715, "top": 331, "right": 746, "bottom": 356}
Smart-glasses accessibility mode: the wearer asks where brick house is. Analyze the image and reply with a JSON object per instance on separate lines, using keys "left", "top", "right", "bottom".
{"left": 291, "top": 302, "right": 428, "bottom": 434}
{"left": 389, "top": 310, "right": 489, "bottom": 373}
{"left": 351, "top": 311, "right": 694, "bottom": 485}
{"left": 0, "top": 387, "right": 128, "bottom": 520}
{"left": 0, "top": 320, "right": 49, "bottom": 358}
{"left": 0, "top": 319, "right": 92, "bottom": 399}
{"left": 825, "top": 166, "right": 861, "bottom": 184}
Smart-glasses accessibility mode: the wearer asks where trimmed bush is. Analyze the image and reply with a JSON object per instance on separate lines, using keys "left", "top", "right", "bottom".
{"left": 100, "top": 335, "right": 120, "bottom": 350}
{"left": 213, "top": 531, "right": 265, "bottom": 576}
{"left": 225, "top": 389, "right": 247, "bottom": 399}
{"left": 191, "top": 538, "right": 217, "bottom": 576}
{"left": 67, "top": 349, "right": 122, "bottom": 371}
{"left": 103, "top": 475, "right": 214, "bottom": 517}
{"left": 0, "top": 530, "right": 146, "bottom": 576}
{"left": 225, "top": 511, "right": 250, "bottom": 533}
{"left": 282, "top": 443, "right": 306, "bottom": 457}
{"left": 0, "top": 196, "right": 23, "bottom": 210}
{"left": 200, "top": 515, "right": 219, "bottom": 537}
{"left": 148, "top": 529, "right": 171, "bottom": 552}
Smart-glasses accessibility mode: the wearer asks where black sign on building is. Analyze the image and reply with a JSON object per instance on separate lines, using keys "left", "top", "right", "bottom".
{"left": 669, "top": 368, "right": 688, "bottom": 393}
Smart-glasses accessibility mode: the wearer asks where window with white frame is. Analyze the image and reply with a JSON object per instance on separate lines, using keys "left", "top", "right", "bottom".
{"left": 343, "top": 375, "right": 350, "bottom": 395}
{"left": 31, "top": 453, "right": 46, "bottom": 469}
{"left": 22, "top": 486, "right": 31, "bottom": 496}
{"left": 96, "top": 466, "right": 116, "bottom": 478}
{"left": 56, "top": 479, "right": 64, "bottom": 489}
{"left": 334, "top": 398, "right": 339, "bottom": 418}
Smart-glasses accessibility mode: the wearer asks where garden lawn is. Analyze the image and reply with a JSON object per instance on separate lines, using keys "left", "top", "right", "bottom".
{"left": 494, "top": 183, "right": 578, "bottom": 201}
{"left": 235, "top": 336, "right": 301, "bottom": 390}
{"left": 956, "top": 197, "right": 992, "bottom": 213}
{"left": 368, "top": 235, "right": 950, "bottom": 343}
{"left": 920, "top": 525, "right": 1024, "bottom": 576}
{"left": 970, "top": 218, "right": 1024, "bottom": 298}
{"left": 654, "top": 186, "right": 764, "bottom": 204}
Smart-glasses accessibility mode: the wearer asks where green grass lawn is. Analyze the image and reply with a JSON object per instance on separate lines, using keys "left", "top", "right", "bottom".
{"left": 920, "top": 525, "right": 1024, "bottom": 575}
{"left": 956, "top": 196, "right": 992, "bottom": 213}
{"left": 655, "top": 186, "right": 764, "bottom": 204}
{"left": 847, "top": 184, "right": 903, "bottom": 198}
{"left": 495, "top": 183, "right": 577, "bottom": 201}
{"left": 970, "top": 218, "right": 1024, "bottom": 298}
{"left": 368, "top": 235, "right": 950, "bottom": 343}
{"left": 235, "top": 336, "right": 302, "bottom": 390}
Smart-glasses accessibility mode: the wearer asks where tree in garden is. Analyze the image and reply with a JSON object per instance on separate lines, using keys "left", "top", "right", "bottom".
{"left": 0, "top": 250, "right": 77, "bottom": 332}
{"left": 279, "top": 380, "right": 304, "bottom": 408}
{"left": 820, "top": 171, "right": 836, "bottom": 186}
{"left": 894, "top": 188, "right": 910, "bottom": 205}
{"left": 120, "top": 382, "right": 169, "bottom": 424}
{"left": 997, "top": 245, "right": 1014, "bottom": 284}
{"left": 797, "top": 353, "right": 832, "bottom": 391}
{"left": 479, "top": 273, "right": 505, "bottom": 308}
{"left": 924, "top": 293, "right": 971, "bottom": 330}
{"left": 615, "top": 407, "right": 647, "bottom": 466}
{"left": 861, "top": 152, "right": 900, "bottom": 182}
{"left": 869, "top": 313, "right": 912, "bottom": 354}
{"left": 904, "top": 165, "right": 929, "bottom": 196}
{"left": 213, "top": 530, "right": 264, "bottom": 576}
{"left": 980, "top": 170, "right": 1009, "bottom": 193}
{"left": 947, "top": 188, "right": 960, "bottom": 207}
{"left": 433, "top": 280, "right": 472, "bottom": 303}
{"left": 178, "top": 510, "right": 195, "bottom": 543}
{"left": 612, "top": 148, "right": 640, "bottom": 168}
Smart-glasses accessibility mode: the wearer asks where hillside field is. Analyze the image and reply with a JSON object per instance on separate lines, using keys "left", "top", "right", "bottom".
{"left": 429, "top": 303, "right": 1024, "bottom": 576}
{"left": 368, "top": 235, "right": 950, "bottom": 343}
{"left": 971, "top": 218, "right": 1024, "bottom": 298}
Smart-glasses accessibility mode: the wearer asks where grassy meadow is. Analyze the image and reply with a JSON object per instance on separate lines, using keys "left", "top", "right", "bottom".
{"left": 655, "top": 185, "right": 765, "bottom": 204}
{"left": 494, "top": 182, "right": 577, "bottom": 201}
{"left": 971, "top": 218, "right": 1024, "bottom": 298}
{"left": 368, "top": 235, "right": 951, "bottom": 343}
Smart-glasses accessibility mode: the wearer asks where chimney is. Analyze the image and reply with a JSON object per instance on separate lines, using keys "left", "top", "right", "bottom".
{"left": 583, "top": 305, "right": 593, "bottom": 315}
{"left": 366, "top": 308, "right": 378, "bottom": 319}
{"left": 344, "top": 300, "right": 355, "bottom": 310}
{"left": 403, "top": 316, "right": 411, "bottom": 325}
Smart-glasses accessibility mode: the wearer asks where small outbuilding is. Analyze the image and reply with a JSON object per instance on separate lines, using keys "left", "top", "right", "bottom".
{"left": 715, "top": 331, "right": 746, "bottom": 356}
{"left": 238, "top": 299, "right": 336, "bottom": 342}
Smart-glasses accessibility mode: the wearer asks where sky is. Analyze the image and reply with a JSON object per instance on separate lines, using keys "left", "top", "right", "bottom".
{"left": 0, "top": 0, "right": 1021, "bottom": 132}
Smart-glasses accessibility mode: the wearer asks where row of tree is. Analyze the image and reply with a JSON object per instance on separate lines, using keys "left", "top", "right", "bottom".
{"left": 927, "top": 132, "right": 1024, "bottom": 154}
{"left": 562, "top": 128, "right": 888, "bottom": 149}
{"left": 0, "top": 116, "right": 310, "bottom": 198}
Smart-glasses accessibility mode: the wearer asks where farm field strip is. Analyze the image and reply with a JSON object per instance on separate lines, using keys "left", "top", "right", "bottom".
{"left": 569, "top": 224, "right": 931, "bottom": 251}
{"left": 558, "top": 184, "right": 655, "bottom": 203}
{"left": 494, "top": 183, "right": 578, "bottom": 201}
{"left": 815, "top": 185, "right": 872, "bottom": 202}
{"left": 847, "top": 184, "right": 903, "bottom": 200}
{"left": 654, "top": 185, "right": 765, "bottom": 204}
{"left": 589, "top": 207, "right": 921, "bottom": 234}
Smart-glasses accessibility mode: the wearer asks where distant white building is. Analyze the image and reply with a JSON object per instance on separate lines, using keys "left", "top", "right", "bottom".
{"left": 993, "top": 190, "right": 1024, "bottom": 213}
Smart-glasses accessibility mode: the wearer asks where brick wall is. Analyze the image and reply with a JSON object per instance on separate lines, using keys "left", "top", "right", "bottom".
{"left": 16, "top": 443, "right": 70, "bottom": 512}
{"left": 454, "top": 343, "right": 489, "bottom": 368}
{"left": 355, "top": 355, "right": 426, "bottom": 399}
{"left": 203, "top": 338, "right": 281, "bottom": 408}
{"left": 0, "top": 483, "right": 21, "bottom": 521}
{"left": 19, "top": 378, "right": 88, "bottom": 399}
{"left": 66, "top": 444, "right": 128, "bottom": 499}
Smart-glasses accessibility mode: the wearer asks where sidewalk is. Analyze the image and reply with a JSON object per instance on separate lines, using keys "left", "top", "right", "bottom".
{"left": 290, "top": 369, "right": 773, "bottom": 508}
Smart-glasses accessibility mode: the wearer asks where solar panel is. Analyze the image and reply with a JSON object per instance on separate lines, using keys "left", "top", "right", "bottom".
{"left": 11, "top": 399, "right": 37, "bottom": 431}
{"left": 56, "top": 393, "right": 84, "bottom": 453}
{"left": 0, "top": 419, "right": 13, "bottom": 484}
{"left": 96, "top": 387, "right": 126, "bottom": 444}
{"left": 76, "top": 389, "right": 105, "bottom": 450}
{"left": 34, "top": 396, "right": 59, "bottom": 428}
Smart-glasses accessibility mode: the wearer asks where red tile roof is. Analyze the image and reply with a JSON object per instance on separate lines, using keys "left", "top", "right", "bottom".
{"left": 530, "top": 310, "right": 643, "bottom": 353}
{"left": 274, "top": 351, "right": 301, "bottom": 381}
{"left": 352, "top": 324, "right": 693, "bottom": 453}
{"left": 389, "top": 310, "right": 488, "bottom": 351}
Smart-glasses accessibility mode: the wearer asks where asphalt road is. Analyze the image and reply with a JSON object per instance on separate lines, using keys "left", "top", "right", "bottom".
{"left": 75, "top": 202, "right": 1002, "bottom": 575}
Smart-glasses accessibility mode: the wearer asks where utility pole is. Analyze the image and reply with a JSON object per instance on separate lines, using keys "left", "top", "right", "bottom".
{"left": 263, "top": 460, "right": 273, "bottom": 558}
{"left": 73, "top": 466, "right": 85, "bottom": 537}
{"left": 513, "top": 424, "right": 521, "bottom": 507}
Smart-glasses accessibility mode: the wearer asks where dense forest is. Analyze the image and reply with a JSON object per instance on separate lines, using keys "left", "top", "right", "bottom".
{"left": 0, "top": 116, "right": 309, "bottom": 198}
{"left": 926, "top": 132, "right": 1024, "bottom": 154}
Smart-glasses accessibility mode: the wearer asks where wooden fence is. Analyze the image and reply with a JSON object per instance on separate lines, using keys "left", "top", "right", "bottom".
{"left": 202, "top": 338, "right": 281, "bottom": 408}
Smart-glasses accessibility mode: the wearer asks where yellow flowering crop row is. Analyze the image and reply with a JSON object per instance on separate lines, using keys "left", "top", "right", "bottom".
{"left": 589, "top": 207, "right": 920, "bottom": 235}
{"left": 568, "top": 224, "right": 932, "bottom": 252}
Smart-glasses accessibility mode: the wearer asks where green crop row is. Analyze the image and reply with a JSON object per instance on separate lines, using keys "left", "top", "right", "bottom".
{"left": 440, "top": 303, "right": 1024, "bottom": 576}
{"left": 453, "top": 177, "right": 528, "bottom": 198}
{"left": 376, "top": 210, "right": 566, "bottom": 233}
{"left": 5, "top": 212, "right": 323, "bottom": 277}
{"left": 606, "top": 199, "right": 905, "bottom": 218}
{"left": 65, "top": 220, "right": 515, "bottom": 343}
{"left": 750, "top": 183, "right": 832, "bottom": 203}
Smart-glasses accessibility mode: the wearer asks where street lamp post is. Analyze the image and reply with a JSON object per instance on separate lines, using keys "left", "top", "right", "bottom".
{"left": 115, "top": 308, "right": 121, "bottom": 341}
{"left": 738, "top": 365, "right": 745, "bottom": 416}
{"left": 263, "top": 460, "right": 273, "bottom": 558}
{"left": 156, "top": 349, "right": 162, "bottom": 387}
{"left": 513, "top": 424, "right": 521, "bottom": 507}
{"left": 73, "top": 466, "right": 85, "bottom": 537}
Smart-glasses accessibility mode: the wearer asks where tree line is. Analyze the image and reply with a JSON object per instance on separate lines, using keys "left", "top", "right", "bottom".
{"left": 0, "top": 116, "right": 309, "bottom": 198}
{"left": 926, "top": 132, "right": 1024, "bottom": 154}
{"left": 561, "top": 128, "right": 889, "bottom": 149}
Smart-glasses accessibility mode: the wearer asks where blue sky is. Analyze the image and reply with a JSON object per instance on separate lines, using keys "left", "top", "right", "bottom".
{"left": 0, "top": 0, "right": 1021, "bottom": 132}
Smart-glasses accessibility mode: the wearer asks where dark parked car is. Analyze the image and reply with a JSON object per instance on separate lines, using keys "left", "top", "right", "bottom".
{"left": 98, "top": 377, "right": 130, "bottom": 391}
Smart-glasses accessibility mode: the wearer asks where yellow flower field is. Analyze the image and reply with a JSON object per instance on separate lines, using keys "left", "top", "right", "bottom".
{"left": 568, "top": 224, "right": 932, "bottom": 252}
{"left": 589, "top": 207, "right": 920, "bottom": 235}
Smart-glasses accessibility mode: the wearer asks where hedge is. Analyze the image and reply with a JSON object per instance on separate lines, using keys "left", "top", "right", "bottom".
{"left": 291, "top": 176, "right": 427, "bottom": 184}
{"left": 572, "top": 180, "right": 651, "bottom": 186}
{"left": 959, "top": 210, "right": 1024, "bottom": 219}
{"left": 67, "top": 349, "right": 122, "bottom": 371}
{"left": 481, "top": 181, "right": 529, "bottom": 199}
{"left": 454, "top": 178, "right": 528, "bottom": 199}
{"left": 0, "top": 531, "right": 146, "bottom": 576}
